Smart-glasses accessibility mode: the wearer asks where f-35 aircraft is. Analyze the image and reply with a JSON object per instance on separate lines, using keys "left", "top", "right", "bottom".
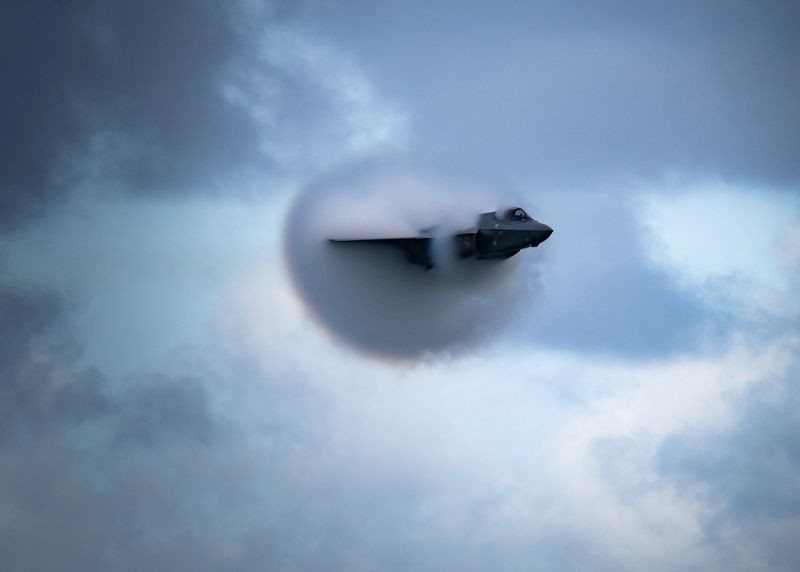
{"left": 330, "top": 207, "right": 553, "bottom": 269}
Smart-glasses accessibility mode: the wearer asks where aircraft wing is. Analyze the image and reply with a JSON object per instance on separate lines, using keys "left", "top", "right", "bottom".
{"left": 329, "top": 229, "right": 480, "bottom": 269}
{"left": 329, "top": 237, "right": 433, "bottom": 268}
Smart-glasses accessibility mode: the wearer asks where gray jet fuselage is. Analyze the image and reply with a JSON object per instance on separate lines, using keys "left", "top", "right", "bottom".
{"left": 330, "top": 207, "right": 553, "bottom": 269}
{"left": 458, "top": 209, "right": 553, "bottom": 260}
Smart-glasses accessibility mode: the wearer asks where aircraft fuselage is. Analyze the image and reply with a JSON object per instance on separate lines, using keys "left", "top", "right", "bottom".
{"left": 330, "top": 207, "right": 553, "bottom": 269}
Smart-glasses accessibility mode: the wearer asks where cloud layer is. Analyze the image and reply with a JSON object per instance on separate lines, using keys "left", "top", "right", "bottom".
{"left": 0, "top": 0, "right": 405, "bottom": 233}
{"left": 1, "top": 1, "right": 798, "bottom": 570}
{"left": 2, "top": 267, "right": 797, "bottom": 571}
{"left": 316, "top": 1, "right": 800, "bottom": 187}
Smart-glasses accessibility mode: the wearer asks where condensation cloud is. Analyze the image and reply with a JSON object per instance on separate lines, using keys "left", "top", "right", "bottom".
{"left": 284, "top": 166, "right": 541, "bottom": 358}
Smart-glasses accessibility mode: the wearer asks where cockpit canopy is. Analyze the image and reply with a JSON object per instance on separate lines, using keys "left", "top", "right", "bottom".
{"left": 500, "top": 207, "right": 530, "bottom": 222}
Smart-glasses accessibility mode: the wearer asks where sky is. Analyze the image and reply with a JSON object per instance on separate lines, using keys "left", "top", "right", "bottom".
{"left": 1, "top": 1, "right": 799, "bottom": 570}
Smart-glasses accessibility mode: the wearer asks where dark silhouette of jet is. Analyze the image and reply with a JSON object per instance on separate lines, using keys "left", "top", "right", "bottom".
{"left": 330, "top": 207, "right": 553, "bottom": 269}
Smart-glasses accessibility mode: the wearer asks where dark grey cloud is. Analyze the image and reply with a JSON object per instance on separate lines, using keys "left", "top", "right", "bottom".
{"left": 0, "top": 287, "right": 222, "bottom": 448}
{"left": 314, "top": 0, "right": 800, "bottom": 187}
{"left": 0, "top": 287, "right": 222, "bottom": 570}
{"left": 2, "top": 0, "right": 395, "bottom": 234}
{"left": 113, "top": 374, "right": 215, "bottom": 447}
{"left": 1, "top": 1, "right": 254, "bottom": 231}
{"left": 0, "top": 286, "right": 110, "bottom": 439}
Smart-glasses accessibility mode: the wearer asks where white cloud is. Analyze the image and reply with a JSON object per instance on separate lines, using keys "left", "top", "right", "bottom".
{"left": 206, "top": 239, "right": 800, "bottom": 570}
{"left": 641, "top": 181, "right": 800, "bottom": 319}
{"left": 641, "top": 182, "right": 798, "bottom": 287}
{"left": 221, "top": 24, "right": 408, "bottom": 170}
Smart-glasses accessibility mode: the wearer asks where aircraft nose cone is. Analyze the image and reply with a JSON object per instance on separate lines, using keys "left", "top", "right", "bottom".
{"left": 530, "top": 223, "right": 553, "bottom": 246}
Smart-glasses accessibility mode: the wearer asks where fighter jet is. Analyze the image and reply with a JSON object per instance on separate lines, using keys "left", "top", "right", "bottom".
{"left": 330, "top": 207, "right": 553, "bottom": 269}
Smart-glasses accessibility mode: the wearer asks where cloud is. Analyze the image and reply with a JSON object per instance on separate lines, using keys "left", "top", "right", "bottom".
{"left": 213, "top": 269, "right": 800, "bottom": 571}
{"left": 509, "top": 191, "right": 717, "bottom": 357}
{"left": 0, "top": 0, "right": 406, "bottom": 233}
{"left": 0, "top": 286, "right": 223, "bottom": 570}
{"left": 539, "top": 337, "right": 797, "bottom": 571}
{"left": 2, "top": 1, "right": 799, "bottom": 570}
{"left": 1, "top": 0, "right": 253, "bottom": 231}
{"left": 658, "top": 359, "right": 800, "bottom": 570}
{"left": 0, "top": 286, "right": 110, "bottom": 440}
{"left": 315, "top": 1, "right": 800, "bottom": 187}
{"left": 1, "top": 250, "right": 798, "bottom": 571}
